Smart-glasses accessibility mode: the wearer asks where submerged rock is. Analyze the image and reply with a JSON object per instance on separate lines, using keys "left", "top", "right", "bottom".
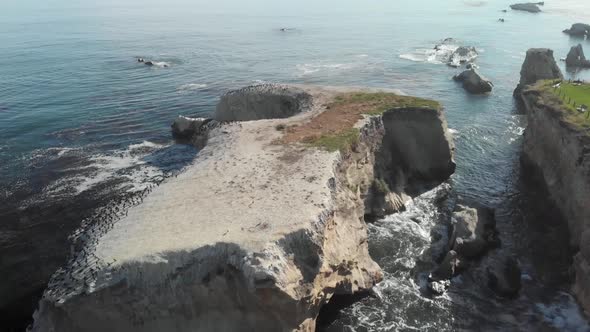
{"left": 486, "top": 256, "right": 522, "bottom": 297}
{"left": 215, "top": 84, "right": 312, "bottom": 121}
{"left": 563, "top": 23, "right": 590, "bottom": 38}
{"left": 513, "top": 48, "right": 563, "bottom": 96}
{"left": 565, "top": 44, "right": 590, "bottom": 68}
{"left": 453, "top": 68, "right": 493, "bottom": 94}
{"left": 510, "top": 2, "right": 542, "bottom": 13}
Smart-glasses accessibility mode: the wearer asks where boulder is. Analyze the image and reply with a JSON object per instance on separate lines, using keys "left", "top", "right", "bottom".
{"left": 430, "top": 250, "right": 460, "bottom": 281}
{"left": 453, "top": 69, "right": 493, "bottom": 94}
{"left": 449, "top": 205, "right": 497, "bottom": 258}
{"left": 513, "top": 48, "right": 563, "bottom": 96}
{"left": 215, "top": 84, "right": 312, "bottom": 121}
{"left": 171, "top": 116, "right": 219, "bottom": 148}
{"left": 486, "top": 256, "right": 522, "bottom": 297}
{"left": 510, "top": 2, "right": 542, "bottom": 13}
{"left": 565, "top": 44, "right": 590, "bottom": 68}
{"left": 563, "top": 23, "right": 590, "bottom": 38}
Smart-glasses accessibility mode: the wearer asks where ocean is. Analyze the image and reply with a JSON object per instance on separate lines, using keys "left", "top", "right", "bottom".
{"left": 1, "top": 0, "right": 589, "bottom": 330}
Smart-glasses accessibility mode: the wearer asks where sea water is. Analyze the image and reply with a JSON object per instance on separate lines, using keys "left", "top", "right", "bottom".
{"left": 1, "top": 0, "right": 589, "bottom": 330}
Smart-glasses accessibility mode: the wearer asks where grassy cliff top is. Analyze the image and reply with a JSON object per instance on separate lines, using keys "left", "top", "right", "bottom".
{"left": 281, "top": 92, "right": 440, "bottom": 152}
{"left": 537, "top": 80, "right": 590, "bottom": 129}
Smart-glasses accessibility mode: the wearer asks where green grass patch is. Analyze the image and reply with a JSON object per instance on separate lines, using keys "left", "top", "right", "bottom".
{"left": 332, "top": 92, "right": 441, "bottom": 115}
{"left": 539, "top": 80, "right": 590, "bottom": 128}
{"left": 309, "top": 128, "right": 360, "bottom": 152}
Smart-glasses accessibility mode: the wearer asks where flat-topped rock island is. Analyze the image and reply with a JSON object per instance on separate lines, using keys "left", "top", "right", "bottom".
{"left": 31, "top": 84, "right": 455, "bottom": 332}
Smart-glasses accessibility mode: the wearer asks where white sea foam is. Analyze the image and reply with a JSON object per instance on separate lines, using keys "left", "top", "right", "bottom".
{"left": 449, "top": 128, "right": 459, "bottom": 135}
{"left": 295, "top": 63, "right": 355, "bottom": 76}
{"left": 42, "top": 141, "right": 169, "bottom": 196}
{"left": 400, "top": 39, "right": 479, "bottom": 66}
{"left": 535, "top": 292, "right": 589, "bottom": 332}
{"left": 152, "top": 61, "right": 170, "bottom": 68}
{"left": 177, "top": 83, "right": 208, "bottom": 92}
{"left": 128, "top": 140, "right": 165, "bottom": 151}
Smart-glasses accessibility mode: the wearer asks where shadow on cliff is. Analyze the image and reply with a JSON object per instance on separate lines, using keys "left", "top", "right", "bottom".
{"left": 36, "top": 240, "right": 322, "bottom": 332}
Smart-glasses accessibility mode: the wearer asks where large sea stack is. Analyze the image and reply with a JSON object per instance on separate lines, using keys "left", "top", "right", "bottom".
{"left": 30, "top": 84, "right": 455, "bottom": 331}
{"left": 513, "top": 48, "right": 563, "bottom": 97}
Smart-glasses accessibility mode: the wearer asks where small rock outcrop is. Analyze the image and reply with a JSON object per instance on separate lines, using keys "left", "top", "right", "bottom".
{"left": 510, "top": 2, "right": 543, "bottom": 13}
{"left": 513, "top": 48, "right": 563, "bottom": 97}
{"left": 566, "top": 44, "right": 590, "bottom": 68}
{"left": 563, "top": 23, "right": 590, "bottom": 38}
{"left": 171, "top": 116, "right": 220, "bottom": 148}
{"left": 428, "top": 205, "right": 499, "bottom": 295}
{"left": 215, "top": 84, "right": 312, "bottom": 121}
{"left": 453, "top": 69, "right": 494, "bottom": 94}
{"left": 449, "top": 46, "right": 478, "bottom": 67}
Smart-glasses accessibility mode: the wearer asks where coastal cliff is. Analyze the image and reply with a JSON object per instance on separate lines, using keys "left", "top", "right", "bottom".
{"left": 515, "top": 48, "right": 590, "bottom": 315}
{"left": 519, "top": 85, "right": 590, "bottom": 315}
{"left": 30, "top": 84, "right": 455, "bottom": 331}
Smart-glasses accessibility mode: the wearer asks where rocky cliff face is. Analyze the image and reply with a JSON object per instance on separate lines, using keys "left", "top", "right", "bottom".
{"left": 513, "top": 48, "right": 563, "bottom": 97}
{"left": 519, "top": 86, "right": 590, "bottom": 315}
{"left": 31, "top": 85, "right": 454, "bottom": 331}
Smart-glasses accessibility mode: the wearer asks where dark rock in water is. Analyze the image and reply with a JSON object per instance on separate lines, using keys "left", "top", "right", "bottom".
{"left": 453, "top": 69, "right": 493, "bottom": 94}
{"left": 513, "top": 48, "right": 563, "bottom": 96}
{"left": 486, "top": 256, "right": 522, "bottom": 297}
{"left": 563, "top": 23, "right": 590, "bottom": 38}
{"left": 566, "top": 44, "right": 590, "bottom": 68}
{"left": 449, "top": 205, "right": 497, "bottom": 258}
{"left": 430, "top": 250, "right": 460, "bottom": 281}
{"left": 510, "top": 2, "right": 542, "bottom": 13}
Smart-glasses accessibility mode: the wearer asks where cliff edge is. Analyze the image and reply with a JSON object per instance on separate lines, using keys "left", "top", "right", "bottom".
{"left": 31, "top": 84, "right": 455, "bottom": 331}
{"left": 520, "top": 84, "right": 590, "bottom": 315}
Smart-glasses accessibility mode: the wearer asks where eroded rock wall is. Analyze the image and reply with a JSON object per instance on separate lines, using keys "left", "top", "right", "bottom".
{"left": 520, "top": 88, "right": 590, "bottom": 314}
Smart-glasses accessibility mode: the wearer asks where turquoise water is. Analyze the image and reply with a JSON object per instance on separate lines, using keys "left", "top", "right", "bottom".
{"left": 1, "top": 0, "right": 590, "bottom": 330}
